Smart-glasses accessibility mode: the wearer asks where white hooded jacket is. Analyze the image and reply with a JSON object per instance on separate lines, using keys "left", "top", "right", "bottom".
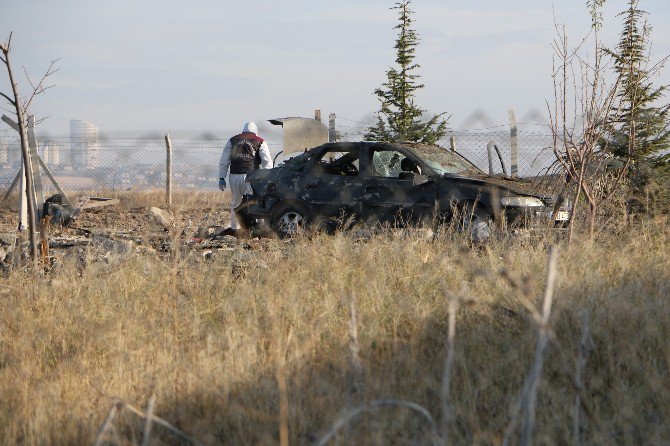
{"left": 218, "top": 122, "right": 273, "bottom": 178}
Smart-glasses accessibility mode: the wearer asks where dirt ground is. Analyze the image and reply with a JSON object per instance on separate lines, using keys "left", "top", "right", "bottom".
{"left": 0, "top": 191, "right": 264, "bottom": 266}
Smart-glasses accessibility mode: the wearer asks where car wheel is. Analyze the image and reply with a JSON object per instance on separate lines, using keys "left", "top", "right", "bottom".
{"left": 271, "top": 202, "right": 310, "bottom": 237}
{"left": 459, "top": 203, "right": 493, "bottom": 243}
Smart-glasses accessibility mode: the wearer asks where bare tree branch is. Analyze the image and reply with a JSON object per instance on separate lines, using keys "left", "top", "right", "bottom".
{"left": 0, "top": 91, "right": 16, "bottom": 106}
{"left": 0, "top": 105, "right": 16, "bottom": 115}
{"left": 22, "top": 65, "right": 36, "bottom": 92}
{"left": 34, "top": 116, "right": 49, "bottom": 126}
{"left": 23, "top": 58, "right": 59, "bottom": 112}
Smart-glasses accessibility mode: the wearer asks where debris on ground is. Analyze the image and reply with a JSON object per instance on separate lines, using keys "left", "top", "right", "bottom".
{"left": 149, "top": 206, "right": 174, "bottom": 229}
{"left": 0, "top": 196, "right": 282, "bottom": 273}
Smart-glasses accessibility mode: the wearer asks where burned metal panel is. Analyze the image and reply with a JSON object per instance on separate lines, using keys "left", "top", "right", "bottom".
{"left": 290, "top": 145, "right": 364, "bottom": 220}
{"left": 360, "top": 145, "right": 438, "bottom": 224}
{"left": 269, "top": 117, "right": 328, "bottom": 156}
{"left": 360, "top": 177, "right": 437, "bottom": 224}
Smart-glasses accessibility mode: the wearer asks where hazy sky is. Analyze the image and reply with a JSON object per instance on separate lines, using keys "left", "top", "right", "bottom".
{"left": 1, "top": 0, "right": 670, "bottom": 136}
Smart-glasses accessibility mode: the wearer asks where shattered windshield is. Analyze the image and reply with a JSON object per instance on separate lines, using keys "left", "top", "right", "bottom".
{"left": 411, "top": 146, "right": 482, "bottom": 175}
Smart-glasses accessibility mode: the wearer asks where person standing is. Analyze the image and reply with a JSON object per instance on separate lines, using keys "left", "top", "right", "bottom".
{"left": 218, "top": 122, "right": 273, "bottom": 234}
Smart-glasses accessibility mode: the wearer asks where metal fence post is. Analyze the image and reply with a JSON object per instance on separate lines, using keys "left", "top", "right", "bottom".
{"left": 509, "top": 109, "right": 518, "bottom": 177}
{"left": 329, "top": 113, "right": 340, "bottom": 142}
{"left": 449, "top": 136, "right": 456, "bottom": 152}
{"left": 164, "top": 134, "right": 172, "bottom": 209}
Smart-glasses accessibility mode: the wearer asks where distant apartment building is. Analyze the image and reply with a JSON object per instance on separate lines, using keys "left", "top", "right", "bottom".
{"left": 41, "top": 140, "right": 61, "bottom": 166}
{"left": 70, "top": 119, "right": 100, "bottom": 169}
{"left": 0, "top": 141, "right": 8, "bottom": 165}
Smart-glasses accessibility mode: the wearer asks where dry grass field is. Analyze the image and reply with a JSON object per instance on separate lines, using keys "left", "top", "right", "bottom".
{"left": 0, "top": 192, "right": 668, "bottom": 445}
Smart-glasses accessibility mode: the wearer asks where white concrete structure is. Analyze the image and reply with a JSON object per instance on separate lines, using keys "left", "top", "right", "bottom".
{"left": 0, "top": 141, "right": 8, "bottom": 165}
{"left": 70, "top": 119, "right": 100, "bottom": 168}
{"left": 41, "top": 140, "right": 61, "bottom": 165}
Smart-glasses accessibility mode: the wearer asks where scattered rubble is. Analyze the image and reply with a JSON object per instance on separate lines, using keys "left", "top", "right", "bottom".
{"left": 149, "top": 207, "right": 174, "bottom": 229}
{"left": 0, "top": 197, "right": 292, "bottom": 275}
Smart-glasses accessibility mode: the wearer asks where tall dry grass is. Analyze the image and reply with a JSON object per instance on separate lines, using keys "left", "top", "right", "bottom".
{"left": 0, "top": 211, "right": 668, "bottom": 445}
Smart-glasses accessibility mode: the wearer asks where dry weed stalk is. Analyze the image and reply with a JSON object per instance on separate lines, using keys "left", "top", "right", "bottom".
{"left": 314, "top": 399, "right": 440, "bottom": 446}
{"left": 93, "top": 402, "right": 122, "bottom": 446}
{"left": 503, "top": 246, "right": 559, "bottom": 446}
{"left": 141, "top": 393, "right": 157, "bottom": 446}
{"left": 348, "top": 294, "right": 364, "bottom": 404}
{"left": 317, "top": 282, "right": 474, "bottom": 446}
{"left": 573, "top": 311, "right": 594, "bottom": 446}
{"left": 277, "top": 326, "right": 293, "bottom": 446}
{"left": 92, "top": 398, "right": 205, "bottom": 446}
{"left": 439, "top": 281, "right": 471, "bottom": 443}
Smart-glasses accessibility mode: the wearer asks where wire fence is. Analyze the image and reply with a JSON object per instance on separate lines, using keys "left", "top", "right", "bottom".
{"left": 338, "top": 125, "right": 557, "bottom": 178}
{"left": 443, "top": 129, "right": 556, "bottom": 178}
{"left": 0, "top": 125, "right": 558, "bottom": 202}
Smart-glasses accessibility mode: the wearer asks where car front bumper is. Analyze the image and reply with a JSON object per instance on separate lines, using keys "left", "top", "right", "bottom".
{"left": 503, "top": 205, "right": 571, "bottom": 227}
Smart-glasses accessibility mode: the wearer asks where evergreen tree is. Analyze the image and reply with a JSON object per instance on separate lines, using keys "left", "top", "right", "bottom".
{"left": 365, "top": 1, "right": 447, "bottom": 144}
{"left": 606, "top": 0, "right": 670, "bottom": 166}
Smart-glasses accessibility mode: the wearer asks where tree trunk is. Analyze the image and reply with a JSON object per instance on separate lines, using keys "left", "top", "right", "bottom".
{"left": 588, "top": 200, "right": 597, "bottom": 238}
{"left": 2, "top": 45, "right": 39, "bottom": 267}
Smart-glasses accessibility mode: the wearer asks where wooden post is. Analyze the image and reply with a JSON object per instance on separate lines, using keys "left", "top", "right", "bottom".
{"left": 27, "top": 115, "right": 44, "bottom": 220}
{"left": 449, "top": 136, "right": 456, "bottom": 152}
{"left": 509, "top": 109, "right": 518, "bottom": 177}
{"left": 328, "top": 113, "right": 339, "bottom": 142}
{"left": 165, "top": 134, "right": 172, "bottom": 209}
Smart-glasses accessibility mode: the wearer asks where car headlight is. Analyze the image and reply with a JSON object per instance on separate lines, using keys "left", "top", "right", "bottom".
{"left": 501, "top": 196, "right": 545, "bottom": 207}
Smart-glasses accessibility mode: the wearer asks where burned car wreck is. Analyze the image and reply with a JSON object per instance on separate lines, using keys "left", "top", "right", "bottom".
{"left": 241, "top": 142, "right": 570, "bottom": 238}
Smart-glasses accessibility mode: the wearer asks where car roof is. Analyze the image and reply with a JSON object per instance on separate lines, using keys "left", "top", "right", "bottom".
{"left": 314, "top": 141, "right": 482, "bottom": 173}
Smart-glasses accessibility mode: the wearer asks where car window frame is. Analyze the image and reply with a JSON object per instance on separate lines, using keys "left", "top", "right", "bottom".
{"left": 361, "top": 144, "right": 438, "bottom": 179}
{"left": 307, "top": 143, "right": 364, "bottom": 178}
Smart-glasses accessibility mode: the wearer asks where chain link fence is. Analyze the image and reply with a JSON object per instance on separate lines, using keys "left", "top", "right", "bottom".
{"left": 337, "top": 124, "right": 557, "bottom": 178}
{"left": 0, "top": 130, "right": 285, "bottom": 198}
{"left": 0, "top": 125, "right": 558, "bottom": 201}
{"left": 443, "top": 129, "right": 556, "bottom": 178}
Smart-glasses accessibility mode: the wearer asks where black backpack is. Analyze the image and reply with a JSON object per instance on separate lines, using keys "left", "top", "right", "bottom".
{"left": 230, "top": 138, "right": 261, "bottom": 172}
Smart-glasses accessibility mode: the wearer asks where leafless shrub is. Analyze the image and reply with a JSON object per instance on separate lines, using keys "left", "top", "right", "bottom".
{"left": 548, "top": 11, "right": 639, "bottom": 240}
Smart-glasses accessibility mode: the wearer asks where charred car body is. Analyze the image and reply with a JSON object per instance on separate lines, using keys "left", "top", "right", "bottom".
{"left": 242, "top": 142, "right": 570, "bottom": 237}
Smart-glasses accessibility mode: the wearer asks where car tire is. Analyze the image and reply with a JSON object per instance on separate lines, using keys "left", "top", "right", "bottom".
{"left": 459, "top": 202, "right": 493, "bottom": 243}
{"left": 271, "top": 202, "right": 310, "bottom": 237}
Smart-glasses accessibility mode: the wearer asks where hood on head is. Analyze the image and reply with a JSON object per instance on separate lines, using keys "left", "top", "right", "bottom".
{"left": 243, "top": 122, "right": 258, "bottom": 134}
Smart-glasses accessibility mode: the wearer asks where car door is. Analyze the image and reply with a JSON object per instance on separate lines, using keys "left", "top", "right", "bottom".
{"left": 360, "top": 145, "right": 438, "bottom": 225}
{"left": 299, "top": 145, "right": 365, "bottom": 222}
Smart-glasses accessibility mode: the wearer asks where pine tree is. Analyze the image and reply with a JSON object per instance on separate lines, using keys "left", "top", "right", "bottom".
{"left": 365, "top": 1, "right": 447, "bottom": 144}
{"left": 607, "top": 0, "right": 670, "bottom": 166}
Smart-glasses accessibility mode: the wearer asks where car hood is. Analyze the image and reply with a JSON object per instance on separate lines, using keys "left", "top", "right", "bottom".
{"left": 444, "top": 173, "right": 560, "bottom": 204}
